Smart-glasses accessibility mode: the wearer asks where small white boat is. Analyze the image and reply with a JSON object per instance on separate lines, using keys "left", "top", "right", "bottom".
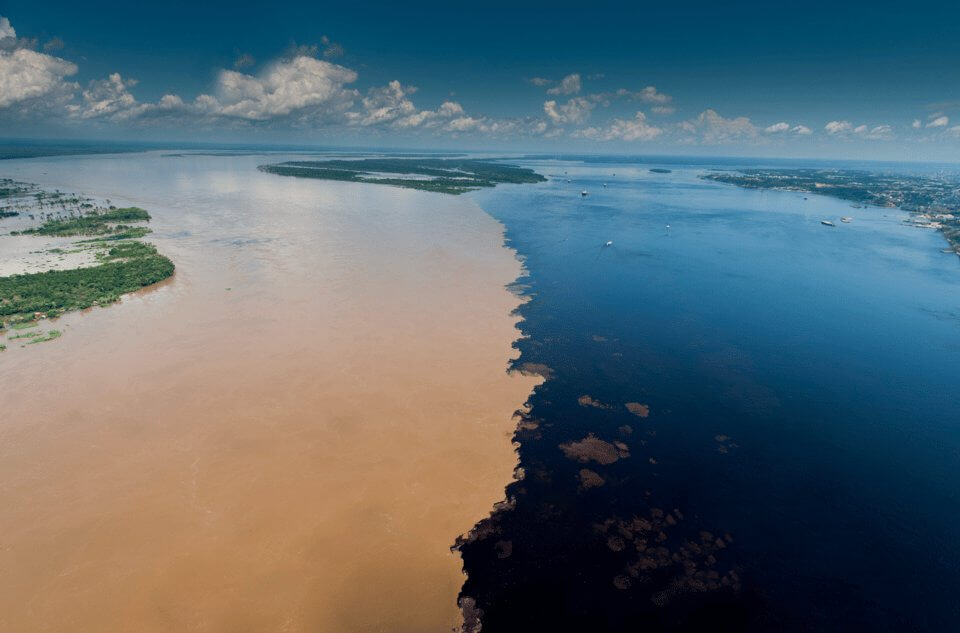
{"left": 581, "top": 190, "right": 589, "bottom": 196}
{"left": 841, "top": 217, "right": 852, "bottom": 223}
{"left": 604, "top": 240, "right": 613, "bottom": 247}
{"left": 821, "top": 220, "right": 835, "bottom": 227}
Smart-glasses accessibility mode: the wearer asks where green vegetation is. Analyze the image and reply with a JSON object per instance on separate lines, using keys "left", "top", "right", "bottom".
{"left": 10, "top": 330, "right": 42, "bottom": 340}
{"left": 0, "top": 210, "right": 18, "bottom": 218}
{"left": 26, "top": 329, "right": 62, "bottom": 344}
{"left": 650, "top": 168, "right": 672, "bottom": 174}
{"left": 87, "top": 226, "right": 152, "bottom": 240}
{"left": 258, "top": 157, "right": 546, "bottom": 194}
{"left": 0, "top": 240, "right": 174, "bottom": 325}
{"left": 1, "top": 180, "right": 175, "bottom": 342}
{"left": 14, "top": 207, "right": 151, "bottom": 237}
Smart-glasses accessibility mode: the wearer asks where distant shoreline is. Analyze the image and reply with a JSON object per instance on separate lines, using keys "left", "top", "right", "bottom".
{"left": 703, "top": 168, "right": 960, "bottom": 254}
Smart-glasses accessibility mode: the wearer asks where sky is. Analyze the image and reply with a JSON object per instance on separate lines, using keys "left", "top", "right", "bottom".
{"left": 2, "top": 0, "right": 960, "bottom": 160}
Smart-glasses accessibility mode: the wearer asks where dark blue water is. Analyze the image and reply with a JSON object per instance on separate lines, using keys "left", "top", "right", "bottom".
{"left": 457, "top": 159, "right": 960, "bottom": 632}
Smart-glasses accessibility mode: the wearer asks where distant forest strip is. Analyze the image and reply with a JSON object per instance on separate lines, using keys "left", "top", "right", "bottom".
{"left": 14, "top": 207, "right": 151, "bottom": 237}
{"left": 258, "top": 157, "right": 546, "bottom": 194}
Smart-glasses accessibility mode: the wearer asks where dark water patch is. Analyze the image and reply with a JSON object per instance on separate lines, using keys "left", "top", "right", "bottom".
{"left": 457, "top": 161, "right": 960, "bottom": 632}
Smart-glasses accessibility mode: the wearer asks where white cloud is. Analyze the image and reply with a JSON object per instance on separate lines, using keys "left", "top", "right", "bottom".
{"left": 651, "top": 105, "right": 675, "bottom": 115}
{"left": 861, "top": 124, "right": 892, "bottom": 139}
{"left": 347, "top": 80, "right": 465, "bottom": 129}
{"left": 543, "top": 97, "right": 594, "bottom": 125}
{"left": 764, "top": 121, "right": 814, "bottom": 135}
{"left": 926, "top": 115, "right": 949, "bottom": 128}
{"left": 528, "top": 77, "right": 552, "bottom": 87}
{"left": 0, "top": 46, "right": 78, "bottom": 111}
{"left": 205, "top": 55, "right": 358, "bottom": 122}
{"left": 947, "top": 125, "right": 960, "bottom": 137}
{"left": 912, "top": 119, "right": 922, "bottom": 129}
{"left": 68, "top": 72, "right": 140, "bottom": 120}
{"left": 616, "top": 85, "right": 672, "bottom": 104}
{"left": 573, "top": 111, "right": 662, "bottom": 141}
{"left": 826, "top": 120, "right": 892, "bottom": 139}
{"left": 825, "top": 120, "right": 853, "bottom": 135}
{"left": 546, "top": 73, "right": 581, "bottom": 95}
{"left": 0, "top": 16, "right": 15, "bottom": 41}
{"left": 437, "top": 115, "right": 549, "bottom": 137}
{"left": 682, "top": 109, "right": 758, "bottom": 144}
{"left": 349, "top": 80, "right": 418, "bottom": 126}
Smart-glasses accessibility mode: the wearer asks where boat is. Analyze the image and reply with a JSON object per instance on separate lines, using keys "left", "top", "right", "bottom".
{"left": 603, "top": 183, "right": 607, "bottom": 187}
{"left": 581, "top": 190, "right": 588, "bottom": 196}
{"left": 821, "top": 220, "right": 835, "bottom": 227}
{"left": 841, "top": 217, "right": 852, "bottom": 223}
{"left": 604, "top": 240, "right": 613, "bottom": 247}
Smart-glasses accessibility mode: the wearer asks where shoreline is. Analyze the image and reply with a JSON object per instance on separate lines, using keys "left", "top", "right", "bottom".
{"left": 0, "top": 155, "right": 540, "bottom": 632}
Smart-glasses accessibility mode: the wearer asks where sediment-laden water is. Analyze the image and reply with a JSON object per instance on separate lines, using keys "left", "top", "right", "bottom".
{"left": 0, "top": 152, "right": 538, "bottom": 632}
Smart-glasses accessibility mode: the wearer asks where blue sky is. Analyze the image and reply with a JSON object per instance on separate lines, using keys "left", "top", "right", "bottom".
{"left": 2, "top": 0, "right": 960, "bottom": 159}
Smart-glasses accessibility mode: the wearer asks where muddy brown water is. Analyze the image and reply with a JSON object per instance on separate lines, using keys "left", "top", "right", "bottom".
{"left": 0, "top": 153, "right": 539, "bottom": 632}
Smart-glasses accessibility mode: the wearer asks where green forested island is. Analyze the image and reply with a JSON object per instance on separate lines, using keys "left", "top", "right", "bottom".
{"left": 0, "top": 241, "right": 173, "bottom": 324}
{"left": 258, "top": 157, "right": 546, "bottom": 194}
{"left": 0, "top": 180, "right": 175, "bottom": 335}
{"left": 703, "top": 168, "right": 960, "bottom": 252}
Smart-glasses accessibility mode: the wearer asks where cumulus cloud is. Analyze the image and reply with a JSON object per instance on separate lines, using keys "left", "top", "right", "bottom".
{"left": 206, "top": 55, "right": 358, "bottom": 121}
{"left": 682, "top": 109, "right": 757, "bottom": 144}
{"left": 573, "top": 111, "right": 662, "bottom": 141}
{"left": 764, "top": 122, "right": 812, "bottom": 135}
{"left": 68, "top": 72, "right": 140, "bottom": 120}
{"left": 0, "top": 16, "right": 78, "bottom": 114}
{"left": 826, "top": 120, "right": 892, "bottom": 139}
{"left": 527, "top": 76, "right": 552, "bottom": 87}
{"left": 651, "top": 105, "right": 675, "bottom": 115}
{"left": 436, "top": 114, "right": 549, "bottom": 137}
{"left": 912, "top": 119, "right": 922, "bottom": 129}
{"left": 860, "top": 124, "right": 893, "bottom": 139}
{"left": 616, "top": 85, "right": 672, "bottom": 104}
{"left": 0, "top": 46, "right": 78, "bottom": 111}
{"left": 926, "top": 115, "right": 949, "bottom": 128}
{"left": 0, "top": 16, "right": 14, "bottom": 41}
{"left": 543, "top": 97, "right": 594, "bottom": 125}
{"left": 547, "top": 73, "right": 581, "bottom": 95}
{"left": 825, "top": 120, "right": 852, "bottom": 135}
{"left": 347, "top": 79, "right": 464, "bottom": 129}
